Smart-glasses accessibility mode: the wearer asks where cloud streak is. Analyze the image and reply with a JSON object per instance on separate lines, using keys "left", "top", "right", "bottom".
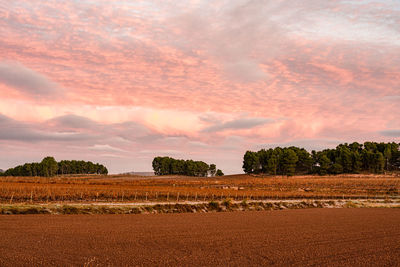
{"left": 202, "top": 117, "right": 273, "bottom": 133}
{"left": 0, "top": 114, "right": 90, "bottom": 142}
{"left": 380, "top": 130, "right": 400, "bottom": 137}
{"left": 0, "top": 61, "right": 62, "bottom": 98}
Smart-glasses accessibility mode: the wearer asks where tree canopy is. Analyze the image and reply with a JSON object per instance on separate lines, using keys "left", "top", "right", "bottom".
{"left": 243, "top": 142, "right": 400, "bottom": 176}
{"left": 1, "top": 157, "right": 108, "bottom": 177}
{"left": 216, "top": 169, "right": 224, "bottom": 176}
{"left": 152, "top": 156, "right": 222, "bottom": 177}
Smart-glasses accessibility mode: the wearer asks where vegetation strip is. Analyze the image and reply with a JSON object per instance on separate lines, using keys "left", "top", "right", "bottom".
{"left": 1, "top": 199, "right": 399, "bottom": 215}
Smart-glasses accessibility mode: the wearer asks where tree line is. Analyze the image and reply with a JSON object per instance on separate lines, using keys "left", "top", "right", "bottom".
{"left": 152, "top": 156, "right": 224, "bottom": 177}
{"left": 243, "top": 142, "right": 400, "bottom": 176}
{"left": 1, "top": 141, "right": 399, "bottom": 178}
{"left": 1, "top": 157, "right": 108, "bottom": 177}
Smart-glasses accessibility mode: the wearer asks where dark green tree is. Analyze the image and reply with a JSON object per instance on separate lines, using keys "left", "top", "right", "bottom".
{"left": 242, "top": 151, "right": 260, "bottom": 174}
{"left": 267, "top": 154, "right": 278, "bottom": 175}
{"left": 330, "top": 163, "right": 343, "bottom": 174}
{"left": 152, "top": 156, "right": 219, "bottom": 177}
{"left": 318, "top": 153, "right": 331, "bottom": 175}
{"left": 3, "top": 157, "right": 108, "bottom": 177}
{"left": 374, "top": 152, "right": 385, "bottom": 173}
{"left": 209, "top": 164, "right": 216, "bottom": 177}
{"left": 216, "top": 169, "right": 224, "bottom": 176}
{"left": 281, "top": 148, "right": 298, "bottom": 176}
{"left": 41, "top": 157, "right": 58, "bottom": 177}
{"left": 243, "top": 142, "right": 400, "bottom": 176}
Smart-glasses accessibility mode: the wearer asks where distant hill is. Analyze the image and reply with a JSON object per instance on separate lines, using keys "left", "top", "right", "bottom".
{"left": 120, "top": 171, "right": 155, "bottom": 176}
{"left": 0, "top": 169, "right": 4, "bottom": 173}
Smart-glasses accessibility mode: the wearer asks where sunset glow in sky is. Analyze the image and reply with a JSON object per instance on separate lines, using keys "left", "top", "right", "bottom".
{"left": 0, "top": 1, "right": 399, "bottom": 174}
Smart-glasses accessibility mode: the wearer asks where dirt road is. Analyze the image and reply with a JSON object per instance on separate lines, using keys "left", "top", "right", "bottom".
{"left": 1, "top": 209, "right": 400, "bottom": 266}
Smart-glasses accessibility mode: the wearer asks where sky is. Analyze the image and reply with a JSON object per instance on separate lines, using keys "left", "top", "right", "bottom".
{"left": 0, "top": 0, "right": 399, "bottom": 174}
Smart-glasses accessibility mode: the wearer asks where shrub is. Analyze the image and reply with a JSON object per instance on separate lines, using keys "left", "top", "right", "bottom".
{"left": 24, "top": 207, "right": 42, "bottom": 214}
{"left": 62, "top": 205, "right": 79, "bottom": 214}
{"left": 344, "top": 201, "right": 358, "bottom": 208}
{"left": 222, "top": 198, "right": 232, "bottom": 208}
{"left": 208, "top": 201, "right": 220, "bottom": 210}
{"left": 129, "top": 207, "right": 141, "bottom": 214}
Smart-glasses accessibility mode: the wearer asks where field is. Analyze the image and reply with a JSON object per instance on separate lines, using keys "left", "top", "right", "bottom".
{"left": 0, "top": 174, "right": 399, "bottom": 204}
{"left": 1, "top": 209, "right": 400, "bottom": 266}
{"left": 1, "top": 175, "right": 400, "bottom": 266}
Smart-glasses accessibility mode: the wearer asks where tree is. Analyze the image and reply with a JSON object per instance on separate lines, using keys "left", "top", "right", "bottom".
{"left": 317, "top": 153, "right": 331, "bottom": 175}
{"left": 194, "top": 161, "right": 209, "bottom": 177}
{"left": 152, "top": 156, "right": 218, "bottom": 177}
{"left": 349, "top": 142, "right": 362, "bottom": 152}
{"left": 330, "top": 163, "right": 343, "bottom": 174}
{"left": 336, "top": 145, "right": 352, "bottom": 173}
{"left": 160, "top": 157, "right": 172, "bottom": 175}
{"left": 392, "top": 150, "right": 400, "bottom": 170}
{"left": 99, "top": 165, "right": 108, "bottom": 175}
{"left": 374, "top": 152, "right": 385, "bottom": 173}
{"left": 242, "top": 141, "right": 400, "bottom": 176}
{"left": 362, "top": 150, "right": 377, "bottom": 173}
{"left": 242, "top": 151, "right": 260, "bottom": 174}
{"left": 389, "top": 143, "right": 400, "bottom": 171}
{"left": 4, "top": 157, "right": 107, "bottom": 177}
{"left": 294, "top": 148, "right": 313, "bottom": 174}
{"left": 171, "top": 159, "right": 185, "bottom": 175}
{"left": 216, "top": 169, "right": 224, "bottom": 176}
{"left": 281, "top": 149, "right": 298, "bottom": 176}
{"left": 152, "top": 157, "right": 162, "bottom": 175}
{"left": 209, "top": 164, "right": 216, "bottom": 177}
{"left": 257, "top": 149, "right": 269, "bottom": 173}
{"left": 41, "top": 157, "right": 58, "bottom": 177}
{"left": 383, "top": 145, "right": 392, "bottom": 171}
{"left": 267, "top": 155, "right": 278, "bottom": 175}
{"left": 31, "top": 163, "right": 41, "bottom": 176}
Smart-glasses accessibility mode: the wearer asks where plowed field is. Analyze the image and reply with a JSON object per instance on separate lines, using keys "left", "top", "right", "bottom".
{"left": 1, "top": 209, "right": 400, "bottom": 266}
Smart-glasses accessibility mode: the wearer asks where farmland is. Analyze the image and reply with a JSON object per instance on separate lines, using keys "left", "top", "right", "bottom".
{"left": 1, "top": 209, "right": 400, "bottom": 266}
{"left": 1, "top": 173, "right": 400, "bottom": 266}
{"left": 0, "top": 174, "right": 399, "bottom": 204}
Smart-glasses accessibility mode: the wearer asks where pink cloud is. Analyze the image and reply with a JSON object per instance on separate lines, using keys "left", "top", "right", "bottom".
{"left": 0, "top": 0, "right": 399, "bottom": 173}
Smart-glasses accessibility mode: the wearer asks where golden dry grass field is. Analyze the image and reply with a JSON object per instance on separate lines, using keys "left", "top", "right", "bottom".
{"left": 1, "top": 174, "right": 399, "bottom": 203}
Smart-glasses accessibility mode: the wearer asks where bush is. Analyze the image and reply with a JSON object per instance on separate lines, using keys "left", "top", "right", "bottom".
{"left": 208, "top": 201, "right": 220, "bottom": 210}
{"left": 62, "top": 206, "right": 79, "bottom": 214}
{"left": 222, "top": 198, "right": 232, "bottom": 208}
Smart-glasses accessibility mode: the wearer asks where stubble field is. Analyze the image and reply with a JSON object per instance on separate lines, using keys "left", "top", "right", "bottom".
{"left": 0, "top": 174, "right": 399, "bottom": 204}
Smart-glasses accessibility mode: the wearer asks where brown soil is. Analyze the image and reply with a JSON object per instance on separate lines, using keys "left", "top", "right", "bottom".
{"left": 1, "top": 209, "right": 400, "bottom": 266}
